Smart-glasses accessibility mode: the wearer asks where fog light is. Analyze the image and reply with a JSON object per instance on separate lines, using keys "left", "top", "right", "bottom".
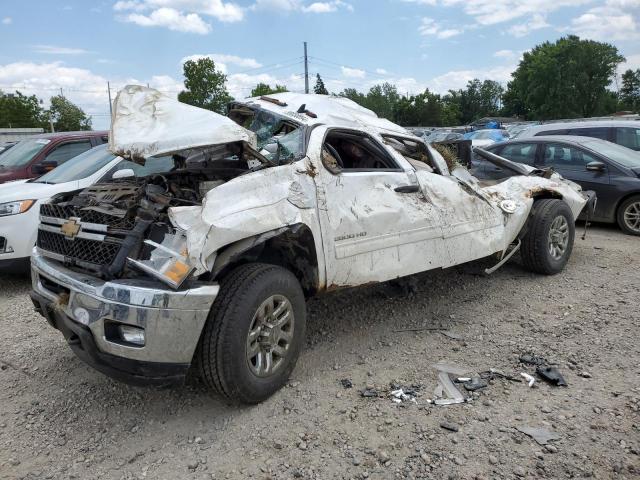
{"left": 119, "top": 325, "right": 145, "bottom": 346}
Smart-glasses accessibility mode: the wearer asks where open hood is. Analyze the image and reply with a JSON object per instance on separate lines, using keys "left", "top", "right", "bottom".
{"left": 109, "top": 85, "right": 257, "bottom": 161}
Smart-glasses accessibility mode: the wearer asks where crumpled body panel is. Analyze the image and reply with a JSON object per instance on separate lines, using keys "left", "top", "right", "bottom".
{"left": 168, "top": 161, "right": 321, "bottom": 275}
{"left": 109, "top": 85, "right": 256, "bottom": 160}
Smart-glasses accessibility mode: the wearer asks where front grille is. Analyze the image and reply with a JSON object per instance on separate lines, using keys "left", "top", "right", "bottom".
{"left": 37, "top": 230, "right": 122, "bottom": 267}
{"left": 40, "top": 204, "right": 135, "bottom": 231}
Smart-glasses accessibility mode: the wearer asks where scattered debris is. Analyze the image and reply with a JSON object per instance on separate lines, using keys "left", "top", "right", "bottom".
{"left": 360, "top": 387, "right": 379, "bottom": 398}
{"left": 440, "top": 421, "right": 459, "bottom": 432}
{"left": 536, "top": 366, "right": 567, "bottom": 387}
{"left": 519, "top": 353, "right": 547, "bottom": 366}
{"left": 340, "top": 379, "right": 353, "bottom": 389}
{"left": 480, "top": 368, "right": 521, "bottom": 382}
{"left": 520, "top": 372, "right": 536, "bottom": 387}
{"left": 395, "top": 326, "right": 449, "bottom": 333}
{"left": 462, "top": 377, "right": 488, "bottom": 391}
{"left": 390, "top": 388, "right": 417, "bottom": 404}
{"left": 431, "top": 363, "right": 474, "bottom": 405}
{"left": 516, "top": 426, "right": 561, "bottom": 445}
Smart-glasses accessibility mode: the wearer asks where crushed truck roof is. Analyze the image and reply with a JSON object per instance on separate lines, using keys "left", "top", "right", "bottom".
{"left": 108, "top": 86, "right": 413, "bottom": 160}
{"left": 239, "top": 92, "right": 411, "bottom": 136}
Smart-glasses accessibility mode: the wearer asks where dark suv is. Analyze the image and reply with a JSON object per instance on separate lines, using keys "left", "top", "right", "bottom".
{"left": 0, "top": 131, "right": 108, "bottom": 183}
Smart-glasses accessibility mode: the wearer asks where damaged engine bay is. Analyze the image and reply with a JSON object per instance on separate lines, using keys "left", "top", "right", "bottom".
{"left": 37, "top": 141, "right": 272, "bottom": 283}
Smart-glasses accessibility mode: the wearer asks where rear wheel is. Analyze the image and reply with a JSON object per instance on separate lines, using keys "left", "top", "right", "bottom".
{"left": 520, "top": 199, "right": 575, "bottom": 275}
{"left": 616, "top": 195, "right": 640, "bottom": 236}
{"left": 197, "top": 263, "right": 306, "bottom": 404}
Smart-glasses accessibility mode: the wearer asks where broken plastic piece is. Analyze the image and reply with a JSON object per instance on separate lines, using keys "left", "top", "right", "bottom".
{"left": 536, "top": 366, "right": 567, "bottom": 386}
{"left": 260, "top": 96, "right": 287, "bottom": 107}
{"left": 360, "top": 388, "right": 379, "bottom": 398}
{"left": 520, "top": 354, "right": 547, "bottom": 366}
{"left": 463, "top": 378, "right": 488, "bottom": 391}
{"left": 484, "top": 239, "right": 521, "bottom": 275}
{"left": 340, "top": 379, "right": 353, "bottom": 389}
{"left": 516, "top": 426, "right": 561, "bottom": 445}
{"left": 520, "top": 372, "right": 535, "bottom": 387}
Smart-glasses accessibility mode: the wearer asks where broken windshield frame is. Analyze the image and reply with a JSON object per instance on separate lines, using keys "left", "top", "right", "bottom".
{"left": 229, "top": 103, "right": 306, "bottom": 165}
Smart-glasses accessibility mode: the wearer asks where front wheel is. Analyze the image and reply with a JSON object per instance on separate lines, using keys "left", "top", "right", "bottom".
{"left": 520, "top": 199, "right": 575, "bottom": 275}
{"left": 197, "top": 263, "right": 306, "bottom": 404}
{"left": 616, "top": 195, "right": 640, "bottom": 236}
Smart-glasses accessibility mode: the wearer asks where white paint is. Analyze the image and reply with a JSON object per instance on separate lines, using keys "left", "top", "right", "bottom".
{"left": 109, "top": 85, "right": 256, "bottom": 160}
{"left": 111, "top": 86, "right": 589, "bottom": 290}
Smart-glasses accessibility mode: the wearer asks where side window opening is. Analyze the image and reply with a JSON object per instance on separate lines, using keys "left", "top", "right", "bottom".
{"left": 382, "top": 134, "right": 439, "bottom": 173}
{"left": 615, "top": 127, "right": 640, "bottom": 151}
{"left": 45, "top": 140, "right": 92, "bottom": 165}
{"left": 321, "top": 131, "right": 400, "bottom": 173}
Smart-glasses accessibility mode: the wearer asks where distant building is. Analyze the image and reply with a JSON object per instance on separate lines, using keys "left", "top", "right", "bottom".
{"left": 0, "top": 128, "right": 45, "bottom": 143}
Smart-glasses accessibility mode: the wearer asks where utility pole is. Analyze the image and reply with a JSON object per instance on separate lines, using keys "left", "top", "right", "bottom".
{"left": 59, "top": 87, "right": 64, "bottom": 99}
{"left": 304, "top": 41, "right": 309, "bottom": 94}
{"left": 107, "top": 81, "right": 113, "bottom": 119}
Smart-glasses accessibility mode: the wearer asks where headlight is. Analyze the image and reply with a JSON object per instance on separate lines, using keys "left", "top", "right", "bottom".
{"left": 127, "top": 231, "right": 194, "bottom": 289}
{"left": 0, "top": 200, "right": 36, "bottom": 217}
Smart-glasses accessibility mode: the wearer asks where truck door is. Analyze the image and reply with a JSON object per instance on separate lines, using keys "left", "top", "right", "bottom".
{"left": 307, "top": 126, "right": 449, "bottom": 288}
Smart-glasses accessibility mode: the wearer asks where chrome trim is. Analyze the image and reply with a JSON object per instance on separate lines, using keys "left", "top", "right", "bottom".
{"left": 38, "top": 224, "right": 107, "bottom": 242}
{"left": 40, "top": 215, "right": 109, "bottom": 233}
{"left": 31, "top": 249, "right": 219, "bottom": 364}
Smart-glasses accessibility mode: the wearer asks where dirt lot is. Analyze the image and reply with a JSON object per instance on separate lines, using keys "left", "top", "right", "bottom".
{"left": 1, "top": 225, "right": 639, "bottom": 480}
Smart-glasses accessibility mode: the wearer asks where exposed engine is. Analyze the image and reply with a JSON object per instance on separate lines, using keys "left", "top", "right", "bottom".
{"left": 36, "top": 143, "right": 265, "bottom": 281}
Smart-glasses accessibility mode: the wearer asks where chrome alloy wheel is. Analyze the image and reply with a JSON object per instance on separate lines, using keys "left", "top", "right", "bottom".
{"left": 623, "top": 201, "right": 640, "bottom": 234}
{"left": 246, "top": 295, "right": 294, "bottom": 377}
{"left": 548, "top": 215, "right": 569, "bottom": 260}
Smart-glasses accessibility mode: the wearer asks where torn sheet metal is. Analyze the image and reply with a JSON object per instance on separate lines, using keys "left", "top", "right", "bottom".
{"left": 167, "top": 163, "right": 321, "bottom": 275}
{"left": 109, "top": 85, "right": 256, "bottom": 160}
{"left": 516, "top": 426, "right": 561, "bottom": 445}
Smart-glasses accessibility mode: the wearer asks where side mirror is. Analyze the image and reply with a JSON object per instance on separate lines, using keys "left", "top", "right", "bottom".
{"left": 586, "top": 161, "right": 606, "bottom": 172}
{"left": 33, "top": 160, "right": 58, "bottom": 174}
{"left": 112, "top": 168, "right": 135, "bottom": 180}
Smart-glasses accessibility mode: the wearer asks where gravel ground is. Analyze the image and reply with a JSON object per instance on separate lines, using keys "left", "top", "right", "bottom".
{"left": 1, "top": 224, "right": 638, "bottom": 480}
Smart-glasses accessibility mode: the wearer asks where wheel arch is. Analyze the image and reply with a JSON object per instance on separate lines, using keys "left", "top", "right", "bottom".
{"left": 208, "top": 223, "right": 320, "bottom": 296}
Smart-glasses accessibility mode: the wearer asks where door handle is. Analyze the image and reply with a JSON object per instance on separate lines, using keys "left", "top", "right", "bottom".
{"left": 394, "top": 184, "right": 420, "bottom": 193}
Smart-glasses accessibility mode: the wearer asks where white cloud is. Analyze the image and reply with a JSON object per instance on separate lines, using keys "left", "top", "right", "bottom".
{"left": 493, "top": 49, "right": 516, "bottom": 59}
{"left": 180, "top": 53, "right": 262, "bottom": 70}
{"left": 341, "top": 66, "right": 366, "bottom": 78}
{"left": 418, "top": 17, "right": 463, "bottom": 39}
{"left": 507, "top": 13, "right": 549, "bottom": 37}
{"left": 114, "top": 0, "right": 244, "bottom": 34}
{"left": 400, "top": 0, "right": 437, "bottom": 5}
{"left": 428, "top": 64, "right": 515, "bottom": 93}
{"left": 1, "top": 17, "right": 12, "bottom": 25}
{"left": 32, "top": 45, "right": 91, "bottom": 55}
{"left": 252, "top": 0, "right": 352, "bottom": 13}
{"left": 124, "top": 7, "right": 212, "bottom": 34}
{"left": 440, "top": 0, "right": 590, "bottom": 26}
{"left": 376, "top": 68, "right": 389, "bottom": 75}
{"left": 569, "top": 5, "right": 638, "bottom": 41}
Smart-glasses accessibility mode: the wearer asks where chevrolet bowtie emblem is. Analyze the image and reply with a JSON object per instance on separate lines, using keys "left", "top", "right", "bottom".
{"left": 61, "top": 218, "right": 81, "bottom": 239}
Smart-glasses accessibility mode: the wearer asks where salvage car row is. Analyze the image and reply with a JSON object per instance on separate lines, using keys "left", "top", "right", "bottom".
{"left": 1, "top": 87, "right": 634, "bottom": 406}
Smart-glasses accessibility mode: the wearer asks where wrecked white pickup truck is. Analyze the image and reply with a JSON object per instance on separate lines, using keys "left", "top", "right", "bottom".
{"left": 30, "top": 86, "right": 595, "bottom": 403}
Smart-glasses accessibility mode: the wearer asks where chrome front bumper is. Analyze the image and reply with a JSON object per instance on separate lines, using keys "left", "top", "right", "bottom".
{"left": 30, "top": 249, "right": 218, "bottom": 365}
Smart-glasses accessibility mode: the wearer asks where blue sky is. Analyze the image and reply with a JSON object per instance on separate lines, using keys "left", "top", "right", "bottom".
{"left": 1, "top": 0, "right": 639, "bottom": 129}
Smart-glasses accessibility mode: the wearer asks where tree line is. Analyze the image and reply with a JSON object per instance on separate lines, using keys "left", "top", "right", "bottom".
{"left": 0, "top": 92, "right": 92, "bottom": 131}
{"left": 2, "top": 35, "right": 639, "bottom": 132}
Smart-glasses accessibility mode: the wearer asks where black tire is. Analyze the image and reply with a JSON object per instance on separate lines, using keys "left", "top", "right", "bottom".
{"left": 197, "top": 263, "right": 306, "bottom": 404}
{"left": 616, "top": 195, "right": 640, "bottom": 236}
{"left": 520, "top": 199, "right": 575, "bottom": 275}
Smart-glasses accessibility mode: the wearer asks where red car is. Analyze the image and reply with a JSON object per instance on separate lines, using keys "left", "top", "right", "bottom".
{"left": 0, "top": 131, "right": 108, "bottom": 183}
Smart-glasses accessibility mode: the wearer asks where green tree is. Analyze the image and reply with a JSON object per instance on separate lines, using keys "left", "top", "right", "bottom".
{"left": 47, "top": 95, "right": 91, "bottom": 131}
{"left": 619, "top": 69, "right": 640, "bottom": 112}
{"left": 178, "top": 58, "right": 233, "bottom": 114}
{"left": 250, "top": 83, "right": 288, "bottom": 97}
{"left": 503, "top": 35, "right": 624, "bottom": 119}
{"left": 313, "top": 74, "right": 328, "bottom": 95}
{"left": 0, "top": 91, "right": 45, "bottom": 128}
